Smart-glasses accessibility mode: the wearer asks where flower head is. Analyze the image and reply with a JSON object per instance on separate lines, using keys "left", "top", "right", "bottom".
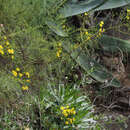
{"left": 4, "top": 36, "right": 7, "bottom": 40}
{"left": 85, "top": 31, "right": 89, "bottom": 35}
{"left": 0, "top": 45, "right": 3, "bottom": 49}
{"left": 25, "top": 72, "right": 30, "bottom": 78}
{"left": 11, "top": 55, "right": 14, "bottom": 59}
{"left": 19, "top": 73, "right": 23, "bottom": 77}
{"left": 22, "top": 86, "right": 29, "bottom": 91}
{"left": 16, "top": 67, "right": 20, "bottom": 71}
{"left": 12, "top": 70, "right": 17, "bottom": 77}
{"left": 26, "top": 79, "right": 31, "bottom": 83}
{"left": 5, "top": 41, "right": 10, "bottom": 46}
{"left": 84, "top": 12, "right": 88, "bottom": 16}
{"left": 65, "top": 121, "right": 69, "bottom": 125}
{"left": 127, "top": 9, "right": 130, "bottom": 13}
{"left": 60, "top": 106, "right": 65, "bottom": 110}
{"left": 99, "top": 21, "right": 104, "bottom": 27}
{"left": 8, "top": 49, "right": 14, "bottom": 54}
{"left": 0, "top": 49, "right": 4, "bottom": 55}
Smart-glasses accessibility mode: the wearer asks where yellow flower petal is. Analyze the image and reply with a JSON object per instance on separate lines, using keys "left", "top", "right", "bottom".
{"left": 84, "top": 12, "right": 88, "bottom": 16}
{"left": 0, "top": 49, "right": 4, "bottom": 55}
{"left": 16, "top": 67, "right": 20, "bottom": 71}
{"left": 5, "top": 41, "right": 10, "bottom": 45}
{"left": 25, "top": 72, "right": 30, "bottom": 78}
{"left": 8, "top": 49, "right": 14, "bottom": 54}
{"left": 19, "top": 73, "right": 23, "bottom": 77}
{"left": 11, "top": 55, "right": 14, "bottom": 59}
{"left": 26, "top": 80, "right": 31, "bottom": 83}
{"left": 60, "top": 106, "right": 65, "bottom": 110}
{"left": 65, "top": 121, "right": 69, "bottom": 125}
{"left": 22, "top": 86, "right": 29, "bottom": 91}
{"left": 0, "top": 45, "right": 3, "bottom": 49}
{"left": 12, "top": 70, "right": 17, "bottom": 77}
{"left": 4, "top": 36, "right": 7, "bottom": 40}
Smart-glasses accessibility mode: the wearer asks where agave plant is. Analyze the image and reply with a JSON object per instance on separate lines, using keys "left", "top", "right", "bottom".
{"left": 59, "top": 0, "right": 130, "bottom": 17}
{"left": 46, "top": 0, "right": 130, "bottom": 87}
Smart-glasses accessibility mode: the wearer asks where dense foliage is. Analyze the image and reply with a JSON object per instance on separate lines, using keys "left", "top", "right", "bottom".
{"left": 0, "top": 0, "right": 130, "bottom": 129}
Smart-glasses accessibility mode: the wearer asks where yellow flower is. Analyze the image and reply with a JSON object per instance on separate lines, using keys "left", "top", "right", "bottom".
{"left": 99, "top": 28, "right": 102, "bottom": 33}
{"left": 62, "top": 109, "right": 66, "bottom": 114}
{"left": 64, "top": 113, "right": 68, "bottom": 117}
{"left": 99, "top": 28, "right": 105, "bottom": 33}
{"left": 99, "top": 21, "right": 104, "bottom": 27}
{"left": 102, "top": 28, "right": 105, "bottom": 32}
{"left": 16, "top": 67, "right": 20, "bottom": 71}
{"left": 65, "top": 121, "right": 69, "bottom": 125}
{"left": 22, "top": 86, "right": 29, "bottom": 91}
{"left": 62, "top": 110, "right": 68, "bottom": 117}
{"left": 69, "top": 118, "right": 73, "bottom": 124}
{"left": 66, "top": 105, "right": 69, "bottom": 109}
{"left": 127, "top": 9, "right": 130, "bottom": 13}
{"left": 98, "top": 33, "right": 101, "bottom": 37}
{"left": 73, "top": 118, "right": 76, "bottom": 121}
{"left": 56, "top": 51, "right": 60, "bottom": 58}
{"left": 58, "top": 43, "right": 61, "bottom": 46}
{"left": 25, "top": 72, "right": 30, "bottom": 78}
{"left": 60, "top": 106, "right": 65, "bottom": 110}
{"left": 5, "top": 41, "right": 10, "bottom": 45}
{"left": 67, "top": 118, "right": 73, "bottom": 124}
{"left": 19, "top": 73, "right": 23, "bottom": 77}
{"left": 71, "top": 107, "right": 75, "bottom": 111}
{"left": 26, "top": 79, "right": 31, "bottom": 83}
{"left": 71, "top": 108, "right": 76, "bottom": 115}
{"left": 12, "top": 70, "right": 17, "bottom": 77}
{"left": 4, "top": 36, "right": 7, "bottom": 40}
{"left": 11, "top": 55, "right": 14, "bottom": 59}
{"left": 67, "top": 109, "right": 71, "bottom": 114}
{"left": 8, "top": 49, "right": 14, "bottom": 54}
{"left": 85, "top": 31, "right": 89, "bottom": 35}
{"left": 87, "top": 36, "right": 91, "bottom": 41}
{"left": 100, "top": 21, "right": 104, "bottom": 25}
{"left": 72, "top": 110, "right": 76, "bottom": 115}
{"left": 99, "top": 24, "right": 103, "bottom": 28}
{"left": 0, "top": 45, "right": 3, "bottom": 49}
{"left": 84, "top": 12, "right": 88, "bottom": 16}
{"left": 0, "top": 49, "right": 4, "bottom": 55}
{"left": 126, "top": 15, "right": 130, "bottom": 20}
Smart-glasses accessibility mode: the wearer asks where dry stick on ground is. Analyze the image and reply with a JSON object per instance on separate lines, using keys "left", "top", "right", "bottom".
{"left": 100, "top": 101, "right": 122, "bottom": 111}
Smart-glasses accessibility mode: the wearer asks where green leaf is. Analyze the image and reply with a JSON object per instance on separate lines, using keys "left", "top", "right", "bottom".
{"left": 99, "top": 35, "right": 130, "bottom": 53}
{"left": 96, "top": 0, "right": 130, "bottom": 11}
{"left": 60, "top": 0, "right": 105, "bottom": 17}
{"left": 62, "top": 42, "right": 121, "bottom": 87}
{"left": 60, "top": 0, "right": 130, "bottom": 17}
{"left": 46, "top": 21, "right": 68, "bottom": 37}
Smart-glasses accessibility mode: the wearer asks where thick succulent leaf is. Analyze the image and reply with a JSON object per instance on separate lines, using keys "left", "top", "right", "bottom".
{"left": 96, "top": 0, "right": 130, "bottom": 10}
{"left": 62, "top": 42, "right": 121, "bottom": 87}
{"left": 46, "top": 21, "right": 68, "bottom": 37}
{"left": 60, "top": 0, "right": 130, "bottom": 17}
{"left": 99, "top": 35, "right": 130, "bottom": 53}
{"left": 60, "top": 0, "right": 105, "bottom": 17}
